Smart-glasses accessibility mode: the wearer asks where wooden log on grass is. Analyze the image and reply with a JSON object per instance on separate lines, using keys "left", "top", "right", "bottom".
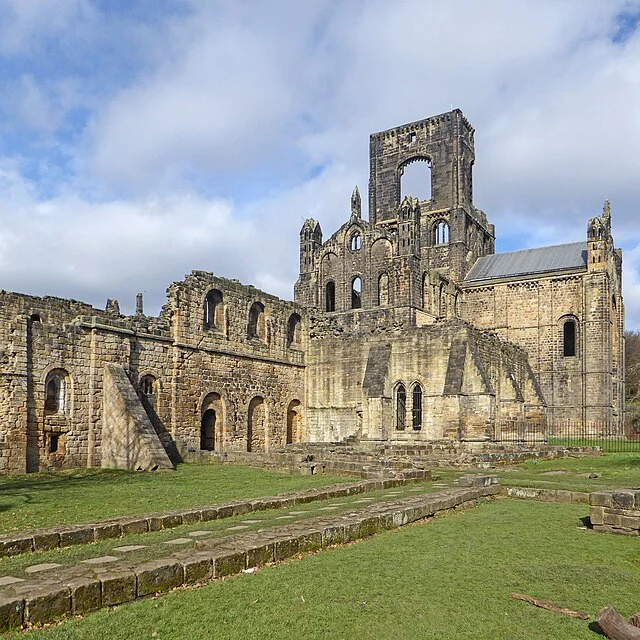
{"left": 509, "top": 592, "right": 590, "bottom": 619}
{"left": 597, "top": 607, "right": 640, "bottom": 640}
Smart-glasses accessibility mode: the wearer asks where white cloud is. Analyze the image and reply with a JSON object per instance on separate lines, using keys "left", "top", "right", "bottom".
{"left": 1, "top": 0, "right": 640, "bottom": 328}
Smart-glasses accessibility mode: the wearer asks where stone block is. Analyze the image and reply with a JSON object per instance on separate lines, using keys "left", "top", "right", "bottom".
{"left": 137, "top": 560, "right": 184, "bottom": 597}
{"left": 181, "top": 509, "right": 203, "bottom": 525}
{"left": 274, "top": 537, "right": 299, "bottom": 561}
{"left": 296, "top": 530, "right": 323, "bottom": 553}
{"left": 620, "top": 515, "right": 640, "bottom": 530}
{"left": 611, "top": 491, "right": 635, "bottom": 509}
{"left": 589, "top": 492, "right": 613, "bottom": 507}
{"left": 322, "top": 524, "right": 346, "bottom": 547}
{"left": 32, "top": 531, "right": 60, "bottom": 552}
{"left": 0, "top": 537, "right": 32, "bottom": 558}
{"left": 148, "top": 513, "right": 183, "bottom": 531}
{"left": 213, "top": 548, "right": 247, "bottom": 577}
{"left": 101, "top": 571, "right": 137, "bottom": 606}
{"left": 556, "top": 490, "right": 573, "bottom": 503}
{"left": 231, "top": 502, "right": 252, "bottom": 517}
{"left": 67, "top": 577, "right": 101, "bottom": 614}
{"left": 0, "top": 595, "right": 24, "bottom": 632}
{"left": 590, "top": 506, "right": 605, "bottom": 525}
{"left": 93, "top": 523, "right": 121, "bottom": 541}
{"left": 603, "top": 512, "right": 622, "bottom": 527}
{"left": 216, "top": 505, "right": 234, "bottom": 519}
{"left": 200, "top": 507, "right": 219, "bottom": 522}
{"left": 119, "top": 518, "right": 148, "bottom": 535}
{"left": 245, "top": 541, "right": 275, "bottom": 567}
{"left": 181, "top": 553, "right": 213, "bottom": 584}
{"left": 60, "top": 528, "right": 93, "bottom": 548}
{"left": 25, "top": 586, "right": 71, "bottom": 626}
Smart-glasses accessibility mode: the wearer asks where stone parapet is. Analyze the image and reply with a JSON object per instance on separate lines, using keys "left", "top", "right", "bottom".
{"left": 589, "top": 490, "right": 640, "bottom": 536}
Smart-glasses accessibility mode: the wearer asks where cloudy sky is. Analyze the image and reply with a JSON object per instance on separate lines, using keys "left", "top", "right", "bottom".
{"left": 1, "top": 0, "right": 640, "bottom": 328}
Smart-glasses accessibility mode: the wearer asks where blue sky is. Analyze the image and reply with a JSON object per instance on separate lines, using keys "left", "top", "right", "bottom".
{"left": 1, "top": 0, "right": 640, "bottom": 328}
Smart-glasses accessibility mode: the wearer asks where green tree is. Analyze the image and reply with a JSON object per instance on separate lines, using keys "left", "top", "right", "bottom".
{"left": 626, "top": 330, "right": 640, "bottom": 404}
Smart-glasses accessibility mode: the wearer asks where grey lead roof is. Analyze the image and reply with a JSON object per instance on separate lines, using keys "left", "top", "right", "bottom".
{"left": 464, "top": 241, "right": 588, "bottom": 283}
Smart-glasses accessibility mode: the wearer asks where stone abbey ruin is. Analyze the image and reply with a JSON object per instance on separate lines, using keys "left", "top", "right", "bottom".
{"left": 0, "top": 109, "right": 624, "bottom": 474}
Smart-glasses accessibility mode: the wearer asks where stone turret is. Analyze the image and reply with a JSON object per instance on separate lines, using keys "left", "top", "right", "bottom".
{"left": 351, "top": 186, "right": 362, "bottom": 219}
{"left": 587, "top": 200, "right": 613, "bottom": 272}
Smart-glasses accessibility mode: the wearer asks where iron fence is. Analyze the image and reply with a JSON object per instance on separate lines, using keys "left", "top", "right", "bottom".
{"left": 493, "top": 419, "right": 640, "bottom": 453}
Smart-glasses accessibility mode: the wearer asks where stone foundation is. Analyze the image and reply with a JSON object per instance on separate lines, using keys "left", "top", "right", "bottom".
{"left": 589, "top": 489, "right": 640, "bottom": 536}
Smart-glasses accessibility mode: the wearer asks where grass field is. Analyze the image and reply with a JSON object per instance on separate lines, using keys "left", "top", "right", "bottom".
{"left": 4, "top": 499, "right": 639, "bottom": 640}
{"left": 0, "top": 464, "right": 349, "bottom": 534}
{"left": 492, "top": 452, "right": 640, "bottom": 492}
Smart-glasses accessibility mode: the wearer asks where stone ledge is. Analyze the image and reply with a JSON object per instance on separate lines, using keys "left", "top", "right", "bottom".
{"left": 0, "top": 477, "right": 419, "bottom": 560}
{"left": 502, "top": 486, "right": 589, "bottom": 503}
{"left": 0, "top": 484, "right": 499, "bottom": 631}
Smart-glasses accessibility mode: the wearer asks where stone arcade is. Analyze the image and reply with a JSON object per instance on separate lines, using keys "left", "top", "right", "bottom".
{"left": 0, "top": 110, "right": 624, "bottom": 473}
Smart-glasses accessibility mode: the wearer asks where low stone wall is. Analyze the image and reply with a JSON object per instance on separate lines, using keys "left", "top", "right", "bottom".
{"left": 196, "top": 441, "right": 599, "bottom": 476}
{"left": 0, "top": 478, "right": 417, "bottom": 559}
{"left": 590, "top": 489, "right": 640, "bottom": 536}
{"left": 503, "top": 486, "right": 589, "bottom": 504}
{"left": 0, "top": 484, "right": 499, "bottom": 631}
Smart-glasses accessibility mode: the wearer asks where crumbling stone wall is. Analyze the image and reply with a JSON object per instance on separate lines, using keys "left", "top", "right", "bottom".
{"left": 0, "top": 272, "right": 306, "bottom": 473}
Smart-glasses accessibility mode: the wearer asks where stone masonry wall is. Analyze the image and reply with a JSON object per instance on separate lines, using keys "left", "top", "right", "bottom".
{"left": 0, "top": 271, "right": 307, "bottom": 473}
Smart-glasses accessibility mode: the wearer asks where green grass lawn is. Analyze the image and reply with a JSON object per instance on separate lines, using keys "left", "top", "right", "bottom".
{"left": 0, "top": 464, "right": 349, "bottom": 534}
{"left": 4, "top": 499, "right": 639, "bottom": 640}
{"left": 493, "top": 452, "right": 640, "bottom": 492}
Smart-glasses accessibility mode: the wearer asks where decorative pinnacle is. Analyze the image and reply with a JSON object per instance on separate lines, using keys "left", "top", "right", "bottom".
{"left": 603, "top": 199, "right": 611, "bottom": 219}
{"left": 351, "top": 186, "right": 361, "bottom": 218}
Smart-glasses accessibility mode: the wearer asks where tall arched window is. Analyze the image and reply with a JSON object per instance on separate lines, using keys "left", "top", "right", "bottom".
{"left": 400, "top": 158, "right": 432, "bottom": 200}
{"left": 204, "top": 289, "right": 223, "bottom": 330}
{"left": 351, "top": 277, "right": 362, "bottom": 309}
{"left": 287, "top": 313, "right": 302, "bottom": 347}
{"left": 44, "top": 369, "right": 69, "bottom": 415}
{"left": 286, "top": 399, "right": 301, "bottom": 444}
{"left": 140, "top": 375, "right": 155, "bottom": 397}
{"left": 433, "top": 220, "right": 450, "bottom": 245}
{"left": 350, "top": 232, "right": 362, "bottom": 251}
{"left": 439, "top": 283, "right": 447, "bottom": 318}
{"left": 247, "top": 302, "right": 266, "bottom": 340}
{"left": 326, "top": 281, "right": 335, "bottom": 312}
{"left": 395, "top": 383, "right": 406, "bottom": 431}
{"left": 412, "top": 383, "right": 423, "bottom": 430}
{"left": 422, "top": 273, "right": 429, "bottom": 310}
{"left": 378, "top": 273, "right": 389, "bottom": 306}
{"left": 563, "top": 319, "right": 577, "bottom": 357}
{"left": 247, "top": 396, "right": 266, "bottom": 453}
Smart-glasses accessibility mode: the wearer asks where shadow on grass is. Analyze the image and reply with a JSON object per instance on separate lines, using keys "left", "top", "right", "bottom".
{"left": 587, "top": 621, "right": 606, "bottom": 636}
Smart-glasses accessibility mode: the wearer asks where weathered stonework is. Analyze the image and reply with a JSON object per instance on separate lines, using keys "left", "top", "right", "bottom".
{"left": 0, "top": 109, "right": 624, "bottom": 473}
{"left": 590, "top": 489, "right": 640, "bottom": 536}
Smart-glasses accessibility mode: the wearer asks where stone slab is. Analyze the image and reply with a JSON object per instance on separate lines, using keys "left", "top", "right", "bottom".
{"left": 81, "top": 556, "right": 120, "bottom": 565}
{"left": 162, "top": 538, "right": 193, "bottom": 545}
{"left": 113, "top": 545, "right": 147, "bottom": 553}
{"left": 0, "top": 577, "right": 24, "bottom": 587}
{"left": 25, "top": 563, "right": 62, "bottom": 574}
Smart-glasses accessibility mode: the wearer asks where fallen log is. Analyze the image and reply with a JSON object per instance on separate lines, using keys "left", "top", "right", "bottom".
{"left": 597, "top": 607, "right": 640, "bottom": 640}
{"left": 509, "top": 592, "right": 590, "bottom": 619}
